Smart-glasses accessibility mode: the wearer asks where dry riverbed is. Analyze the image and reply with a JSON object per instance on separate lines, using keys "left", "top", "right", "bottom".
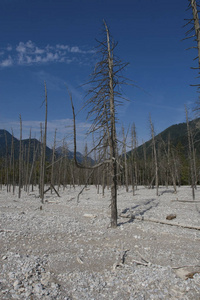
{"left": 0, "top": 185, "right": 200, "bottom": 299}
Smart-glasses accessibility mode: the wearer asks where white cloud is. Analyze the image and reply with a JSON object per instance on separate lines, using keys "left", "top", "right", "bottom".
{"left": 56, "top": 44, "right": 70, "bottom": 51}
{"left": 70, "top": 46, "right": 83, "bottom": 53}
{"left": 35, "top": 47, "right": 45, "bottom": 54}
{"left": 0, "top": 55, "right": 13, "bottom": 67}
{"left": 0, "top": 40, "right": 94, "bottom": 68}
{"left": 7, "top": 45, "right": 12, "bottom": 51}
{"left": 16, "top": 42, "right": 27, "bottom": 53}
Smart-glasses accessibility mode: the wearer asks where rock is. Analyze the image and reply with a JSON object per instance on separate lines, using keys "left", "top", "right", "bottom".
{"left": 13, "top": 280, "right": 21, "bottom": 290}
{"left": 83, "top": 213, "right": 97, "bottom": 218}
{"left": 34, "top": 282, "right": 43, "bottom": 294}
{"left": 166, "top": 214, "right": 176, "bottom": 220}
{"left": 8, "top": 272, "right": 15, "bottom": 279}
{"left": 41, "top": 272, "right": 51, "bottom": 286}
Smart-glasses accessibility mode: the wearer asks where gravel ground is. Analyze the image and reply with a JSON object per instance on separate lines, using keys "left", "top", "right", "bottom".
{"left": 0, "top": 184, "right": 200, "bottom": 299}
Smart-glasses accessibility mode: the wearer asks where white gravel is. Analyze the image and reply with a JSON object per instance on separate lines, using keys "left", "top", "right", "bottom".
{"left": 0, "top": 184, "right": 200, "bottom": 299}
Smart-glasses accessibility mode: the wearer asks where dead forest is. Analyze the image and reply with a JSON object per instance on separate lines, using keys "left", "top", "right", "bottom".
{"left": 1, "top": 1, "right": 200, "bottom": 224}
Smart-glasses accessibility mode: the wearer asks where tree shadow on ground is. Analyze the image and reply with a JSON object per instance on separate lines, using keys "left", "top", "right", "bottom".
{"left": 118, "top": 198, "right": 159, "bottom": 226}
{"left": 160, "top": 189, "right": 175, "bottom": 195}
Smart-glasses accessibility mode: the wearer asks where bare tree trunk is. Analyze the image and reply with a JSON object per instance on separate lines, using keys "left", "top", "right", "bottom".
{"left": 132, "top": 123, "right": 138, "bottom": 191}
{"left": 142, "top": 140, "right": 147, "bottom": 186}
{"left": 4, "top": 130, "right": 9, "bottom": 193}
{"left": 69, "top": 21, "right": 129, "bottom": 228}
{"left": 149, "top": 115, "right": 159, "bottom": 196}
{"left": 28, "top": 143, "right": 38, "bottom": 193}
{"left": 122, "top": 125, "right": 128, "bottom": 192}
{"left": 190, "top": 0, "right": 200, "bottom": 68}
{"left": 39, "top": 123, "right": 43, "bottom": 197}
{"left": 25, "top": 129, "right": 31, "bottom": 192}
{"left": 185, "top": 106, "right": 195, "bottom": 200}
{"left": 40, "top": 82, "right": 48, "bottom": 203}
{"left": 51, "top": 129, "right": 56, "bottom": 193}
{"left": 18, "top": 115, "right": 22, "bottom": 198}
{"left": 191, "top": 133, "right": 197, "bottom": 188}
{"left": 105, "top": 22, "right": 118, "bottom": 227}
{"left": 11, "top": 129, "right": 15, "bottom": 194}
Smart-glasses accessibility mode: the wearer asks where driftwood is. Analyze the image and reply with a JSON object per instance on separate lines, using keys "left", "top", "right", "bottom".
{"left": 171, "top": 199, "right": 200, "bottom": 203}
{"left": 67, "top": 197, "right": 75, "bottom": 202}
{"left": 45, "top": 201, "right": 60, "bottom": 204}
{"left": 132, "top": 259, "right": 148, "bottom": 266}
{"left": 113, "top": 249, "right": 129, "bottom": 270}
{"left": 0, "top": 229, "right": 15, "bottom": 232}
{"left": 136, "top": 251, "right": 152, "bottom": 264}
{"left": 83, "top": 213, "right": 97, "bottom": 218}
{"left": 172, "top": 265, "right": 200, "bottom": 280}
{"left": 77, "top": 170, "right": 94, "bottom": 203}
{"left": 76, "top": 256, "right": 84, "bottom": 264}
{"left": 134, "top": 251, "right": 200, "bottom": 279}
{"left": 44, "top": 184, "right": 60, "bottom": 197}
{"left": 119, "top": 213, "right": 200, "bottom": 230}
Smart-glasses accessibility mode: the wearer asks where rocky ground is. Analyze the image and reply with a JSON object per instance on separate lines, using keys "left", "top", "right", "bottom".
{"left": 0, "top": 184, "right": 200, "bottom": 299}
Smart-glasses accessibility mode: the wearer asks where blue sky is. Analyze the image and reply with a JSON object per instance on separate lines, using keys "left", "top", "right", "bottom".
{"left": 0, "top": 0, "right": 199, "bottom": 152}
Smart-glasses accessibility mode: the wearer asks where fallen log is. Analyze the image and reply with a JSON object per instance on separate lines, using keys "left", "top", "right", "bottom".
{"left": 171, "top": 200, "right": 200, "bottom": 203}
{"left": 119, "top": 214, "right": 200, "bottom": 231}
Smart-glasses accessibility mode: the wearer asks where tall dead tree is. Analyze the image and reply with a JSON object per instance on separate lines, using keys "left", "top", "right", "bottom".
{"left": 18, "top": 115, "right": 22, "bottom": 198}
{"left": 51, "top": 129, "right": 57, "bottom": 193}
{"left": 185, "top": 106, "right": 196, "bottom": 199}
{"left": 122, "top": 125, "right": 128, "bottom": 192}
{"left": 11, "top": 128, "right": 15, "bottom": 194}
{"left": 40, "top": 82, "right": 48, "bottom": 202}
{"left": 70, "top": 21, "right": 129, "bottom": 228}
{"left": 185, "top": 1, "right": 200, "bottom": 110}
{"left": 189, "top": 0, "right": 200, "bottom": 67}
{"left": 4, "top": 130, "right": 9, "bottom": 192}
{"left": 149, "top": 115, "right": 159, "bottom": 196}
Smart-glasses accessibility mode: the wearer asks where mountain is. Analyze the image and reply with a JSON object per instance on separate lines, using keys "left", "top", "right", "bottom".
{"left": 0, "top": 129, "right": 52, "bottom": 161}
{"left": 0, "top": 129, "right": 93, "bottom": 164}
{"left": 128, "top": 118, "right": 200, "bottom": 159}
{"left": 1, "top": 118, "right": 200, "bottom": 164}
{"left": 55, "top": 146, "right": 94, "bottom": 164}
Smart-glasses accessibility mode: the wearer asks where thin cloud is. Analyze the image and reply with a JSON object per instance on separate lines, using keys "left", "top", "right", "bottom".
{"left": 0, "top": 40, "right": 94, "bottom": 68}
{"left": 0, "top": 55, "right": 13, "bottom": 67}
{"left": 7, "top": 45, "right": 12, "bottom": 51}
{"left": 0, "top": 118, "right": 91, "bottom": 150}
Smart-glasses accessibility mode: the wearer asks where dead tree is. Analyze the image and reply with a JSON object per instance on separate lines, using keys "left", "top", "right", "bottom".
{"left": 185, "top": 106, "right": 196, "bottom": 199}
{"left": 40, "top": 82, "right": 48, "bottom": 202}
{"left": 4, "top": 130, "right": 9, "bottom": 192}
{"left": 69, "top": 21, "right": 129, "bottom": 228}
{"left": 185, "top": 1, "right": 200, "bottom": 110}
{"left": 18, "top": 115, "right": 22, "bottom": 198}
{"left": 122, "top": 125, "right": 128, "bottom": 192}
{"left": 11, "top": 128, "right": 15, "bottom": 194}
{"left": 149, "top": 115, "right": 159, "bottom": 196}
{"left": 51, "top": 129, "right": 57, "bottom": 193}
{"left": 25, "top": 129, "right": 31, "bottom": 192}
{"left": 131, "top": 123, "right": 138, "bottom": 193}
{"left": 189, "top": 0, "right": 200, "bottom": 68}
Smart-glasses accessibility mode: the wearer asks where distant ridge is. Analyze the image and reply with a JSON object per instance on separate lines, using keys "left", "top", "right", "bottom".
{"left": 0, "top": 129, "right": 93, "bottom": 164}
{"left": 1, "top": 118, "right": 200, "bottom": 163}
{"left": 128, "top": 118, "right": 200, "bottom": 158}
